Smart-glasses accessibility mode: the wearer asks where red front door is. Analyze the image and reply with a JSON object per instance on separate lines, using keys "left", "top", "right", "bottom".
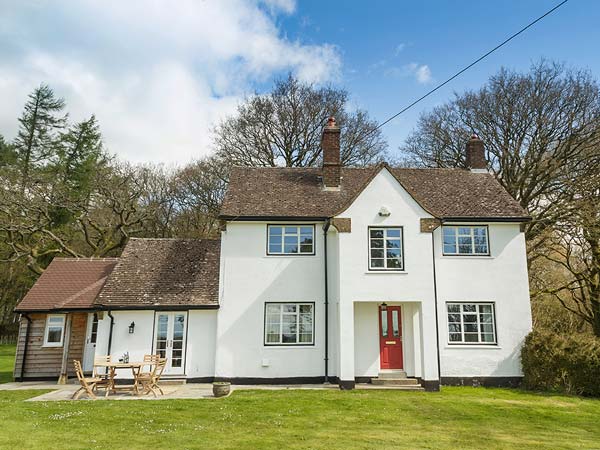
{"left": 379, "top": 305, "right": 403, "bottom": 370}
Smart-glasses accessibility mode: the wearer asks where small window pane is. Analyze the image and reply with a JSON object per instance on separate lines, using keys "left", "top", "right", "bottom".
{"left": 448, "top": 323, "right": 461, "bottom": 333}
{"left": 463, "top": 304, "right": 476, "bottom": 312}
{"left": 392, "top": 310, "right": 400, "bottom": 337}
{"left": 447, "top": 313, "right": 461, "bottom": 323}
{"left": 371, "top": 259, "right": 384, "bottom": 268}
{"left": 481, "top": 333, "right": 495, "bottom": 343}
{"left": 371, "top": 249, "right": 384, "bottom": 258}
{"left": 47, "top": 328, "right": 62, "bottom": 343}
{"left": 381, "top": 310, "right": 388, "bottom": 337}
{"left": 386, "top": 239, "right": 401, "bottom": 249}
{"left": 386, "top": 229, "right": 401, "bottom": 238}
{"left": 443, "top": 227, "right": 456, "bottom": 238}
{"left": 387, "top": 258, "right": 401, "bottom": 269}
{"left": 447, "top": 304, "right": 460, "bottom": 313}
{"left": 300, "top": 226, "right": 313, "bottom": 235}
{"left": 449, "top": 333, "right": 462, "bottom": 342}
{"left": 465, "top": 333, "right": 479, "bottom": 342}
{"left": 269, "top": 226, "right": 282, "bottom": 236}
{"left": 443, "top": 243, "right": 457, "bottom": 254}
{"left": 371, "top": 239, "right": 384, "bottom": 248}
{"left": 370, "top": 229, "right": 384, "bottom": 239}
{"left": 284, "top": 226, "right": 298, "bottom": 234}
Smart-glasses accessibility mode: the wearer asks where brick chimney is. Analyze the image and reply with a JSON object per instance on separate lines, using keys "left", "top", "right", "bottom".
{"left": 465, "top": 134, "right": 487, "bottom": 172}
{"left": 322, "top": 116, "right": 341, "bottom": 189}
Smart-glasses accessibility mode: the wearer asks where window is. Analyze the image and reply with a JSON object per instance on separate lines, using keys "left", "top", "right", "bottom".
{"left": 264, "top": 303, "right": 314, "bottom": 345}
{"left": 369, "top": 227, "right": 403, "bottom": 270}
{"left": 267, "top": 225, "right": 315, "bottom": 255}
{"left": 447, "top": 303, "right": 496, "bottom": 344}
{"left": 443, "top": 226, "right": 489, "bottom": 255}
{"left": 44, "top": 314, "right": 66, "bottom": 347}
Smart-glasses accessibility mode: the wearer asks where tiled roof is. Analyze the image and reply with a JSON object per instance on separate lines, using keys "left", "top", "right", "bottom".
{"left": 220, "top": 165, "right": 529, "bottom": 220}
{"left": 15, "top": 258, "right": 118, "bottom": 312}
{"left": 95, "top": 238, "right": 220, "bottom": 309}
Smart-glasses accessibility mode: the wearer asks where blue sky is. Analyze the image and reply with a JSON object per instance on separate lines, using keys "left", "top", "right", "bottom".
{"left": 0, "top": 0, "right": 598, "bottom": 163}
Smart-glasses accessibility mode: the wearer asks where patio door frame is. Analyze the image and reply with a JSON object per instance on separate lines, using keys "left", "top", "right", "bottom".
{"left": 83, "top": 312, "right": 99, "bottom": 373}
{"left": 152, "top": 311, "right": 189, "bottom": 376}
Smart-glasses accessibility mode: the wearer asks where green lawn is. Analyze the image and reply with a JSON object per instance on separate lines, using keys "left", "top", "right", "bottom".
{"left": 0, "top": 387, "right": 598, "bottom": 449}
{"left": 0, "top": 344, "right": 15, "bottom": 383}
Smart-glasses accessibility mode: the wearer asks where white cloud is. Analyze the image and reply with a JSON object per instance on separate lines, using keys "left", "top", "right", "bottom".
{"left": 394, "top": 43, "right": 406, "bottom": 55}
{"left": 385, "top": 62, "right": 432, "bottom": 84}
{"left": 0, "top": 0, "right": 341, "bottom": 163}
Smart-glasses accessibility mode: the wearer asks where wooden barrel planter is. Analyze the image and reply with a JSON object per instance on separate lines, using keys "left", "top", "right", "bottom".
{"left": 213, "top": 382, "right": 231, "bottom": 397}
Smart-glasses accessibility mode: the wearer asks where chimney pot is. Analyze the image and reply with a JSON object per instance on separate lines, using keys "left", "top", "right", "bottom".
{"left": 466, "top": 135, "right": 486, "bottom": 171}
{"left": 322, "top": 116, "right": 341, "bottom": 188}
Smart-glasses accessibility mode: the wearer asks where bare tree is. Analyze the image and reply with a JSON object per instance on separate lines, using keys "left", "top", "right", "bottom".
{"left": 400, "top": 61, "right": 600, "bottom": 249}
{"left": 534, "top": 172, "right": 600, "bottom": 336}
{"left": 213, "top": 74, "right": 387, "bottom": 168}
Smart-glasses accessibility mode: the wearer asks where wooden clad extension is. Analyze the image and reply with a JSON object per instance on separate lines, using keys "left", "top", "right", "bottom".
{"left": 13, "top": 313, "right": 87, "bottom": 380}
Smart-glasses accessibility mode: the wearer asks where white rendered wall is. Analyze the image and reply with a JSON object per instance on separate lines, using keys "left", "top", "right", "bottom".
{"left": 434, "top": 223, "right": 532, "bottom": 377}
{"left": 186, "top": 310, "right": 217, "bottom": 379}
{"left": 216, "top": 221, "right": 330, "bottom": 379}
{"left": 335, "top": 168, "right": 439, "bottom": 382}
{"left": 95, "top": 310, "right": 155, "bottom": 379}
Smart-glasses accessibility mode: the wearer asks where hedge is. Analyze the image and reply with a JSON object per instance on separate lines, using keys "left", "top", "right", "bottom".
{"left": 521, "top": 330, "right": 600, "bottom": 397}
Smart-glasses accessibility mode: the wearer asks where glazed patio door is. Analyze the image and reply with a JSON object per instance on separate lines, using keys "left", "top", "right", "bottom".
{"left": 154, "top": 312, "right": 187, "bottom": 375}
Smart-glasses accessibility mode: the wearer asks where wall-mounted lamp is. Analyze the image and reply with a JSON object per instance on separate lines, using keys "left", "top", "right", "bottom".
{"left": 380, "top": 302, "right": 388, "bottom": 311}
{"left": 128, "top": 322, "right": 135, "bottom": 334}
{"left": 378, "top": 206, "right": 391, "bottom": 217}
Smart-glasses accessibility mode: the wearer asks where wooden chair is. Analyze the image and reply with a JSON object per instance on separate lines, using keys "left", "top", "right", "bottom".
{"left": 72, "top": 360, "right": 102, "bottom": 400}
{"left": 137, "top": 358, "right": 167, "bottom": 397}
{"left": 140, "top": 354, "right": 161, "bottom": 375}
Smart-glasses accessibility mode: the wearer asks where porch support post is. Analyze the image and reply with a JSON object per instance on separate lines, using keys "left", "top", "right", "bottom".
{"left": 419, "top": 301, "right": 440, "bottom": 391}
{"left": 338, "top": 299, "right": 355, "bottom": 389}
{"left": 57, "top": 314, "right": 73, "bottom": 385}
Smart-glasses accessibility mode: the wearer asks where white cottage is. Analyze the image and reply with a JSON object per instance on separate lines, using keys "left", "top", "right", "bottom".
{"left": 15, "top": 118, "right": 532, "bottom": 391}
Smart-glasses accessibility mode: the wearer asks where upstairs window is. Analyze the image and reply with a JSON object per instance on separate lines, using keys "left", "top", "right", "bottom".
{"left": 268, "top": 225, "right": 314, "bottom": 255}
{"left": 44, "top": 314, "right": 66, "bottom": 347}
{"left": 443, "top": 226, "right": 489, "bottom": 255}
{"left": 369, "top": 227, "right": 404, "bottom": 270}
{"left": 447, "top": 303, "right": 496, "bottom": 344}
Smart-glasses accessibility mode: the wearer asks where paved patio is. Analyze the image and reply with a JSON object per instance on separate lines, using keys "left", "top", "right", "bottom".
{"left": 0, "top": 380, "right": 415, "bottom": 401}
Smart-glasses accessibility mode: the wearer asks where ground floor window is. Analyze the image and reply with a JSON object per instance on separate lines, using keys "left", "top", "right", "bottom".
{"left": 447, "top": 302, "right": 496, "bottom": 344}
{"left": 44, "top": 314, "right": 66, "bottom": 347}
{"left": 264, "top": 302, "right": 314, "bottom": 345}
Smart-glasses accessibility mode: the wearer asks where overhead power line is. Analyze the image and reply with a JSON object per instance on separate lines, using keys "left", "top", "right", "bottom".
{"left": 371, "top": 0, "right": 569, "bottom": 133}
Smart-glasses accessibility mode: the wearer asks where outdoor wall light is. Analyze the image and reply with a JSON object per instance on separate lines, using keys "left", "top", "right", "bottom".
{"left": 128, "top": 322, "right": 135, "bottom": 334}
{"left": 380, "top": 302, "right": 388, "bottom": 311}
{"left": 378, "top": 206, "right": 391, "bottom": 217}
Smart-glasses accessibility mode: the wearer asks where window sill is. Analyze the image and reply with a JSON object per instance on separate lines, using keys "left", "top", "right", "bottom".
{"left": 364, "top": 271, "right": 408, "bottom": 274}
{"left": 445, "top": 345, "right": 501, "bottom": 349}
{"left": 263, "top": 345, "right": 318, "bottom": 350}
{"left": 42, "top": 344, "right": 64, "bottom": 348}
{"left": 441, "top": 255, "right": 494, "bottom": 260}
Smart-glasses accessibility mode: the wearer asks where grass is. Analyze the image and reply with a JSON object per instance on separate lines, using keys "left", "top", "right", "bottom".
{"left": 0, "top": 344, "right": 15, "bottom": 383}
{"left": 0, "top": 387, "right": 598, "bottom": 449}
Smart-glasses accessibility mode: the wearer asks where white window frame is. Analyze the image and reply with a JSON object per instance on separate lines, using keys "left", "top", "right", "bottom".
{"left": 442, "top": 225, "right": 490, "bottom": 256}
{"left": 446, "top": 302, "right": 497, "bottom": 345}
{"left": 264, "top": 302, "right": 315, "bottom": 346}
{"left": 368, "top": 227, "right": 404, "bottom": 271}
{"left": 43, "top": 314, "right": 66, "bottom": 347}
{"left": 267, "top": 225, "right": 315, "bottom": 256}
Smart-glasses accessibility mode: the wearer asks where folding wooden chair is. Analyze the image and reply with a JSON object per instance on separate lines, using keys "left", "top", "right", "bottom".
{"left": 93, "top": 355, "right": 113, "bottom": 397}
{"left": 140, "top": 354, "right": 161, "bottom": 377}
{"left": 137, "top": 358, "right": 167, "bottom": 397}
{"left": 72, "top": 360, "right": 102, "bottom": 400}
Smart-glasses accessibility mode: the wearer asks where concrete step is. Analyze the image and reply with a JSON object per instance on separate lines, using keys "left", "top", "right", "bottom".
{"left": 371, "top": 377, "right": 420, "bottom": 386}
{"left": 378, "top": 370, "right": 407, "bottom": 379}
{"left": 160, "top": 377, "right": 187, "bottom": 385}
{"left": 357, "top": 384, "right": 424, "bottom": 391}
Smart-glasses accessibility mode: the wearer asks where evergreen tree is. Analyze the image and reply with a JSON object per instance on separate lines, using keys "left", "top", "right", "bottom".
{"left": 13, "top": 84, "right": 67, "bottom": 187}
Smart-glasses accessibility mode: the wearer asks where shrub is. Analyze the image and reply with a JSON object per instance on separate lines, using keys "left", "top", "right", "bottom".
{"left": 521, "top": 330, "right": 600, "bottom": 397}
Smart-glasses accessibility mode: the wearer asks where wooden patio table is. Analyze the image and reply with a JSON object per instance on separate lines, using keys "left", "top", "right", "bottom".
{"left": 93, "top": 361, "right": 153, "bottom": 397}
